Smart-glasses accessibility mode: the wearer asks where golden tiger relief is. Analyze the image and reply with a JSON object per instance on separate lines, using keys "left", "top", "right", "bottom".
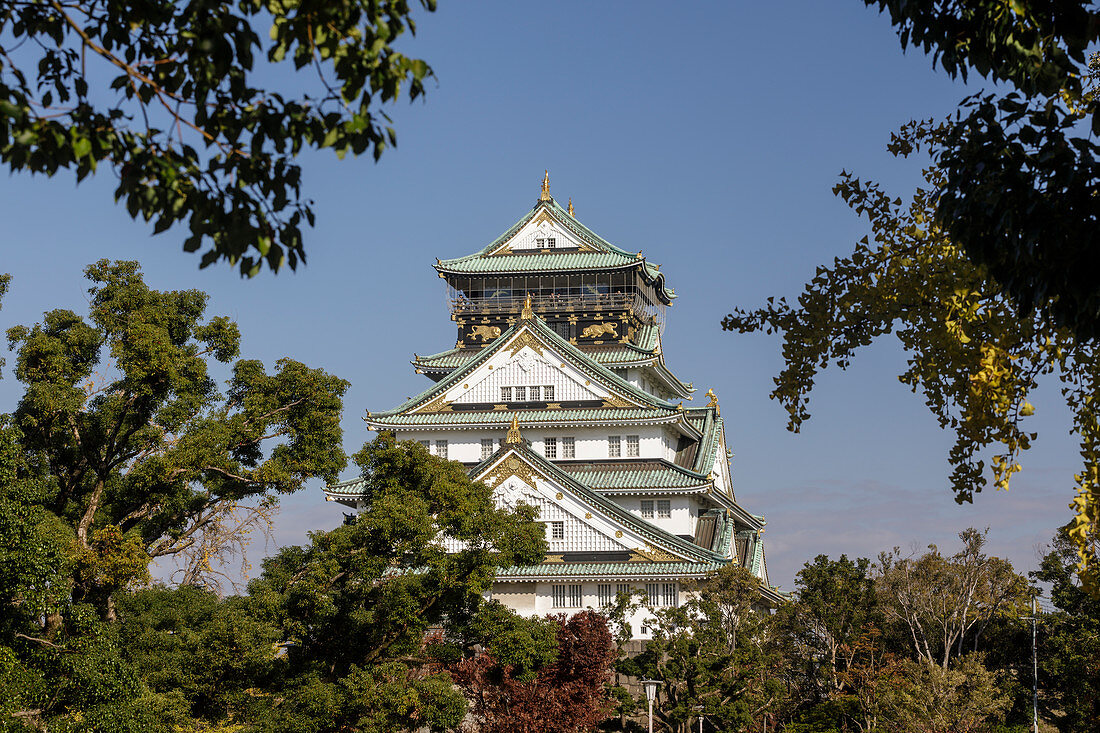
{"left": 580, "top": 322, "right": 618, "bottom": 339}
{"left": 470, "top": 325, "right": 501, "bottom": 342}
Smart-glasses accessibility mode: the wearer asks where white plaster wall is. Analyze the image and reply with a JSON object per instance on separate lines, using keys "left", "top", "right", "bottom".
{"left": 495, "top": 581, "right": 681, "bottom": 640}
{"left": 621, "top": 495, "right": 695, "bottom": 536}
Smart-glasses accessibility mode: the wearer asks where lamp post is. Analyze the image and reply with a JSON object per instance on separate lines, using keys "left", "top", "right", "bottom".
{"left": 641, "top": 679, "right": 662, "bottom": 733}
{"left": 693, "top": 704, "right": 704, "bottom": 733}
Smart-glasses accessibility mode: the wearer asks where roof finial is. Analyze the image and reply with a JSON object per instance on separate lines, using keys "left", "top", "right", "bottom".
{"left": 520, "top": 293, "right": 534, "bottom": 320}
{"left": 567, "top": 197, "right": 575, "bottom": 217}
{"left": 540, "top": 170, "right": 551, "bottom": 201}
{"left": 705, "top": 388, "right": 720, "bottom": 415}
{"left": 505, "top": 414, "right": 523, "bottom": 444}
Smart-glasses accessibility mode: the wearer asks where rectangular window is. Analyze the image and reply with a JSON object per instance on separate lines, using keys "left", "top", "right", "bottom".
{"left": 529, "top": 385, "right": 541, "bottom": 401}
{"left": 501, "top": 386, "right": 512, "bottom": 401}
{"left": 645, "top": 583, "right": 660, "bottom": 607}
{"left": 562, "top": 437, "right": 575, "bottom": 459}
{"left": 662, "top": 583, "right": 678, "bottom": 607}
{"left": 418, "top": 440, "right": 430, "bottom": 449}
{"left": 597, "top": 584, "right": 614, "bottom": 608}
{"left": 544, "top": 385, "right": 555, "bottom": 400}
{"left": 546, "top": 237, "right": 557, "bottom": 248}
{"left": 641, "top": 500, "right": 654, "bottom": 519}
{"left": 549, "top": 521, "right": 564, "bottom": 540}
{"left": 481, "top": 438, "right": 494, "bottom": 460}
{"left": 608, "top": 435, "right": 621, "bottom": 458}
{"left": 657, "top": 500, "right": 671, "bottom": 518}
{"left": 551, "top": 584, "right": 582, "bottom": 608}
{"left": 514, "top": 386, "right": 526, "bottom": 402}
{"left": 544, "top": 437, "right": 557, "bottom": 459}
{"left": 626, "top": 435, "right": 640, "bottom": 457}
{"left": 435, "top": 440, "right": 448, "bottom": 459}
{"left": 568, "top": 584, "right": 583, "bottom": 607}
{"left": 552, "top": 584, "right": 567, "bottom": 608}
{"left": 616, "top": 583, "right": 632, "bottom": 599}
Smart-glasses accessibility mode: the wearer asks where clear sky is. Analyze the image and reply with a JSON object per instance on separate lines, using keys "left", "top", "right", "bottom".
{"left": 0, "top": 1, "right": 1078, "bottom": 591}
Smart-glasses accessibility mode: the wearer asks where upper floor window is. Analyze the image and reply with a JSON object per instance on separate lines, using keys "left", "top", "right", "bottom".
{"left": 536, "top": 236, "right": 557, "bottom": 249}
{"left": 561, "top": 437, "right": 575, "bottom": 459}
{"left": 552, "top": 583, "right": 582, "bottom": 608}
{"left": 418, "top": 440, "right": 430, "bottom": 450}
{"left": 548, "top": 521, "right": 564, "bottom": 540}
{"left": 544, "top": 437, "right": 557, "bottom": 459}
{"left": 544, "top": 385, "right": 555, "bottom": 400}
{"left": 608, "top": 435, "right": 621, "bottom": 458}
{"left": 514, "top": 386, "right": 526, "bottom": 401}
{"left": 626, "top": 435, "right": 640, "bottom": 457}
{"left": 657, "top": 499, "right": 671, "bottom": 518}
{"left": 529, "top": 385, "right": 541, "bottom": 401}
{"left": 598, "top": 584, "right": 614, "bottom": 609}
{"left": 481, "top": 438, "right": 494, "bottom": 460}
{"left": 435, "top": 440, "right": 448, "bottom": 459}
{"left": 641, "top": 500, "right": 654, "bottom": 519}
{"left": 501, "top": 386, "right": 512, "bottom": 401}
{"left": 501, "top": 385, "right": 554, "bottom": 402}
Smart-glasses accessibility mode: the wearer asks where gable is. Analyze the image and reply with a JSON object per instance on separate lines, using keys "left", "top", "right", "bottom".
{"left": 487, "top": 209, "right": 593, "bottom": 256}
{"left": 451, "top": 345, "right": 605, "bottom": 405}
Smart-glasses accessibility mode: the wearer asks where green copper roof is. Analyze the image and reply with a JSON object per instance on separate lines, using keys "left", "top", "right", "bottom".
{"left": 368, "top": 407, "right": 681, "bottom": 427}
{"left": 371, "top": 314, "right": 679, "bottom": 421}
{"left": 495, "top": 560, "right": 726, "bottom": 578}
{"left": 561, "top": 462, "right": 709, "bottom": 490}
{"left": 435, "top": 198, "right": 675, "bottom": 302}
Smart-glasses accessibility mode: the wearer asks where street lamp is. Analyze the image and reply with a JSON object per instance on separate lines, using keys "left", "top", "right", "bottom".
{"left": 693, "top": 704, "right": 705, "bottom": 733}
{"left": 641, "top": 679, "right": 662, "bottom": 733}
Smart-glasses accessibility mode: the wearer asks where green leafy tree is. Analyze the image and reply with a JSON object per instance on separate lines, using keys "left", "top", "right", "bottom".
{"left": 722, "top": 123, "right": 1100, "bottom": 592}
{"left": 861, "top": 1, "right": 1100, "bottom": 340}
{"left": 620, "top": 565, "right": 787, "bottom": 733}
{"left": 886, "top": 654, "right": 1010, "bottom": 733}
{"left": 1032, "top": 527, "right": 1100, "bottom": 732}
{"left": 0, "top": 0, "right": 436, "bottom": 275}
{"left": 232, "top": 435, "right": 547, "bottom": 733}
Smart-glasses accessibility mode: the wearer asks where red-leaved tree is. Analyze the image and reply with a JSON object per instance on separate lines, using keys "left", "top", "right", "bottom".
{"left": 455, "top": 610, "right": 616, "bottom": 733}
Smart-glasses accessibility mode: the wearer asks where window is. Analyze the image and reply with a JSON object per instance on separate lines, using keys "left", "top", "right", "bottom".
{"left": 562, "top": 437, "right": 575, "bottom": 459}
{"left": 481, "top": 439, "right": 494, "bottom": 460}
{"left": 548, "top": 521, "right": 564, "bottom": 540}
{"left": 657, "top": 500, "right": 671, "bottom": 518}
{"left": 501, "top": 386, "right": 512, "bottom": 401}
{"left": 547, "top": 237, "right": 557, "bottom": 248}
{"left": 641, "top": 500, "right": 654, "bottom": 519}
{"left": 552, "top": 583, "right": 582, "bottom": 608}
{"left": 626, "top": 435, "right": 640, "bottom": 457}
{"left": 598, "top": 584, "right": 614, "bottom": 608}
{"left": 544, "top": 385, "right": 555, "bottom": 400}
{"left": 514, "top": 386, "right": 526, "bottom": 401}
{"left": 662, "top": 583, "right": 678, "bottom": 607}
{"left": 645, "top": 583, "right": 660, "bottom": 607}
{"left": 435, "top": 440, "right": 448, "bottom": 459}
{"left": 608, "top": 435, "right": 621, "bottom": 458}
{"left": 544, "top": 437, "right": 557, "bottom": 459}
{"left": 616, "top": 583, "right": 632, "bottom": 600}
{"left": 529, "top": 385, "right": 541, "bottom": 401}
{"left": 418, "top": 440, "right": 430, "bottom": 449}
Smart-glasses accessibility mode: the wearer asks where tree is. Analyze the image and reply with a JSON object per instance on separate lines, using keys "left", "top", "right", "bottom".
{"left": 722, "top": 123, "right": 1100, "bottom": 592}
{"left": 1031, "top": 526, "right": 1100, "bottom": 732}
{"left": 620, "top": 565, "right": 787, "bottom": 733}
{"left": 876, "top": 529, "right": 1030, "bottom": 669}
{"left": 0, "top": 0, "right": 436, "bottom": 275}
{"left": 453, "top": 610, "right": 616, "bottom": 733}
{"left": 4, "top": 259, "right": 349, "bottom": 620}
{"left": 886, "top": 654, "right": 1010, "bottom": 733}
{"left": 860, "top": 1, "right": 1100, "bottom": 340}
{"left": 233, "top": 435, "right": 547, "bottom": 733}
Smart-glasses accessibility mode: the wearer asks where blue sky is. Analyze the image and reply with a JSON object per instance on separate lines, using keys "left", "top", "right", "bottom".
{"left": 0, "top": 1, "right": 1077, "bottom": 589}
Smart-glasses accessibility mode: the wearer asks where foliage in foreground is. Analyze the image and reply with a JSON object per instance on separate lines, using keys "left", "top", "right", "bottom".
{"left": 724, "top": 123, "right": 1100, "bottom": 592}
{"left": 0, "top": 0, "right": 437, "bottom": 275}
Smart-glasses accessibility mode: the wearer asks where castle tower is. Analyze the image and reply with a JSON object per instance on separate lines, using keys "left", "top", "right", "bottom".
{"left": 326, "top": 175, "right": 780, "bottom": 637}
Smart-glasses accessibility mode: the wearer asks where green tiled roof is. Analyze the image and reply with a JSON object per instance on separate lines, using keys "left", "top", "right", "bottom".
{"left": 372, "top": 314, "right": 679, "bottom": 420}
{"left": 561, "top": 463, "right": 709, "bottom": 490}
{"left": 369, "top": 407, "right": 681, "bottom": 427}
{"left": 496, "top": 560, "right": 726, "bottom": 578}
{"left": 435, "top": 199, "right": 675, "bottom": 302}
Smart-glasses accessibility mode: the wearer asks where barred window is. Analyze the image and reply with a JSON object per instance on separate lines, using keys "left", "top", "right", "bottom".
{"left": 616, "top": 583, "right": 632, "bottom": 598}
{"left": 645, "top": 583, "right": 660, "bottom": 606}
{"left": 514, "top": 386, "right": 526, "bottom": 401}
{"left": 662, "top": 583, "right": 678, "bottom": 607}
{"left": 552, "top": 584, "right": 567, "bottom": 608}
{"left": 657, "top": 500, "right": 671, "bottom": 518}
{"left": 641, "top": 500, "right": 654, "bottom": 519}
{"left": 529, "top": 385, "right": 541, "bottom": 401}
{"left": 544, "top": 437, "right": 557, "bottom": 459}
{"left": 626, "top": 435, "right": 640, "bottom": 457}
{"left": 544, "top": 385, "right": 555, "bottom": 400}
{"left": 568, "top": 584, "right": 582, "bottom": 607}
{"left": 552, "top": 584, "right": 582, "bottom": 608}
{"left": 608, "top": 435, "right": 621, "bottom": 458}
{"left": 435, "top": 440, "right": 448, "bottom": 459}
{"left": 562, "top": 437, "right": 575, "bottom": 459}
{"left": 481, "top": 439, "right": 494, "bottom": 460}
{"left": 501, "top": 386, "right": 512, "bottom": 401}
{"left": 549, "top": 521, "right": 564, "bottom": 540}
{"left": 597, "top": 584, "right": 614, "bottom": 608}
